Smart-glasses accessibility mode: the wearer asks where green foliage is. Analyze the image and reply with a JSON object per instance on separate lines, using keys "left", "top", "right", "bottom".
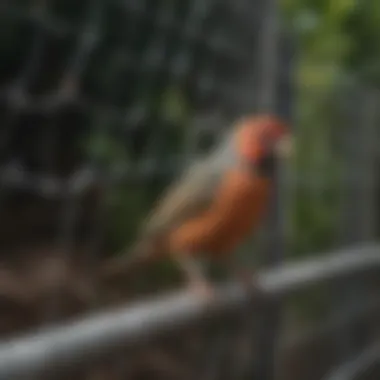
{"left": 281, "top": 0, "right": 350, "bottom": 262}
{"left": 281, "top": 0, "right": 380, "bottom": 323}
{"left": 105, "top": 185, "right": 150, "bottom": 252}
{"left": 91, "top": 0, "right": 380, "bottom": 282}
{"left": 5, "top": 0, "right": 377, "bottom": 310}
{"left": 342, "top": 1, "right": 380, "bottom": 85}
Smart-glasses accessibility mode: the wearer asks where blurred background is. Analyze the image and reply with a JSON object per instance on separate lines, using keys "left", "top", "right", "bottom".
{"left": 0, "top": 0, "right": 379, "bottom": 379}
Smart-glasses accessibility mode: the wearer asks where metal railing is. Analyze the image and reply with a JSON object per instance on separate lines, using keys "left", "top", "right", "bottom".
{"left": 0, "top": 244, "right": 378, "bottom": 380}
{"left": 1, "top": 1, "right": 380, "bottom": 380}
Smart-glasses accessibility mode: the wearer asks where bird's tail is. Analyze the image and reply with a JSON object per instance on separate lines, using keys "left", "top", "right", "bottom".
{"left": 98, "top": 239, "right": 164, "bottom": 283}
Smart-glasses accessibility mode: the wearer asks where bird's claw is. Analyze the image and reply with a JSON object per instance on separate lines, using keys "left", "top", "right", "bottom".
{"left": 238, "top": 269, "right": 255, "bottom": 288}
{"left": 189, "top": 279, "right": 215, "bottom": 302}
{"left": 237, "top": 270, "right": 262, "bottom": 299}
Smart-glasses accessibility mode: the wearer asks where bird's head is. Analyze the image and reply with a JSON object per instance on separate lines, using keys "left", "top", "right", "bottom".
{"left": 235, "top": 115, "right": 292, "bottom": 175}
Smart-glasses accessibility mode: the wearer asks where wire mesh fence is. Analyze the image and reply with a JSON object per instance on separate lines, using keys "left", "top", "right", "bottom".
{"left": 0, "top": 0, "right": 379, "bottom": 380}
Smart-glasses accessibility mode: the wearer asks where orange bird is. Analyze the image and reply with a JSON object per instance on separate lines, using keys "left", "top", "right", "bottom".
{"left": 101, "top": 114, "right": 292, "bottom": 297}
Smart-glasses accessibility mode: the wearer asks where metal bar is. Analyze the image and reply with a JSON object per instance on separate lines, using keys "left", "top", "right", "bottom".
{"left": 256, "top": 0, "right": 279, "bottom": 114}
{"left": 280, "top": 298, "right": 379, "bottom": 355}
{"left": 254, "top": 2, "right": 292, "bottom": 377}
{"left": 0, "top": 163, "right": 377, "bottom": 198}
{"left": 334, "top": 84, "right": 379, "bottom": 362}
{"left": 0, "top": 246, "right": 378, "bottom": 379}
{"left": 322, "top": 342, "right": 380, "bottom": 380}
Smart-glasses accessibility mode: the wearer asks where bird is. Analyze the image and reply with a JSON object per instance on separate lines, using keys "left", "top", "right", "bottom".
{"left": 100, "top": 114, "right": 292, "bottom": 298}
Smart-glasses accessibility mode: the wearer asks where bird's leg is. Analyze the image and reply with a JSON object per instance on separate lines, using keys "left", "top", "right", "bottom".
{"left": 218, "top": 255, "right": 257, "bottom": 294}
{"left": 236, "top": 267, "right": 257, "bottom": 290}
{"left": 173, "top": 253, "right": 214, "bottom": 300}
{"left": 100, "top": 241, "right": 156, "bottom": 284}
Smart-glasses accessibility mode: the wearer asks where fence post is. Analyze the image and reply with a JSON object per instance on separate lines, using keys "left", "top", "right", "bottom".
{"left": 334, "top": 82, "right": 379, "bottom": 362}
{"left": 253, "top": 0, "right": 296, "bottom": 378}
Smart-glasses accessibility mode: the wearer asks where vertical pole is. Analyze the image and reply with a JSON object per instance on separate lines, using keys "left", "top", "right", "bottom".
{"left": 334, "top": 83, "right": 378, "bottom": 363}
{"left": 350, "top": 87, "right": 379, "bottom": 349}
{"left": 334, "top": 82, "right": 361, "bottom": 363}
{"left": 253, "top": 1, "right": 295, "bottom": 380}
{"left": 256, "top": 0, "right": 279, "bottom": 115}
{"left": 355, "top": 89, "right": 378, "bottom": 242}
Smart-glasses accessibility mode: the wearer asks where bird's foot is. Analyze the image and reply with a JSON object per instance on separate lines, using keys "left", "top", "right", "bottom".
{"left": 236, "top": 269, "right": 270, "bottom": 308}
{"left": 236, "top": 269, "right": 260, "bottom": 296}
{"left": 188, "top": 278, "right": 215, "bottom": 302}
{"left": 238, "top": 269, "right": 254, "bottom": 286}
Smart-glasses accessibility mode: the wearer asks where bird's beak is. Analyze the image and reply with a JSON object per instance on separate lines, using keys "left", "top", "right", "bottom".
{"left": 274, "top": 135, "right": 293, "bottom": 159}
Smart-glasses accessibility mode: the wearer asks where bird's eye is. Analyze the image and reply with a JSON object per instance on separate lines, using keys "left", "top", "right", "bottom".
{"left": 258, "top": 131, "right": 272, "bottom": 147}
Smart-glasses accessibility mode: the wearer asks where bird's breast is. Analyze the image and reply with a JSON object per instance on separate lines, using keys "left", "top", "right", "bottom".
{"left": 210, "top": 169, "right": 272, "bottom": 240}
{"left": 168, "top": 169, "right": 272, "bottom": 256}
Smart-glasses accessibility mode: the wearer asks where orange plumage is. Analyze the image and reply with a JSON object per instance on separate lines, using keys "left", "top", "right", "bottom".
{"left": 101, "top": 114, "right": 291, "bottom": 297}
{"left": 168, "top": 170, "right": 271, "bottom": 257}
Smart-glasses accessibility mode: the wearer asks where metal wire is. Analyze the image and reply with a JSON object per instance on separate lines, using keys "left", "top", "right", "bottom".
{"left": 322, "top": 342, "right": 380, "bottom": 380}
{"left": 0, "top": 246, "right": 377, "bottom": 379}
{"left": 0, "top": 1, "right": 379, "bottom": 380}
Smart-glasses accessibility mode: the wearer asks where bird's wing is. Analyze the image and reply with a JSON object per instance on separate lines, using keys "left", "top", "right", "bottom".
{"left": 140, "top": 157, "right": 223, "bottom": 239}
